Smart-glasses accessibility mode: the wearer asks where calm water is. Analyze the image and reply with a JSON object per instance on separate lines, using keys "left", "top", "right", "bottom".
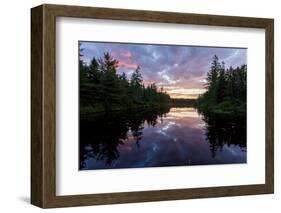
{"left": 79, "top": 107, "right": 246, "bottom": 170}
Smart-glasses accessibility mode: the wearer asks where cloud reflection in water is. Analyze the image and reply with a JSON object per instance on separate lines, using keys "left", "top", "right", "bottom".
{"left": 80, "top": 107, "right": 246, "bottom": 170}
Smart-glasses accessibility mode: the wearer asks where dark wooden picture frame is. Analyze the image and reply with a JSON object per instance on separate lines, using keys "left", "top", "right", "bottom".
{"left": 31, "top": 4, "right": 274, "bottom": 208}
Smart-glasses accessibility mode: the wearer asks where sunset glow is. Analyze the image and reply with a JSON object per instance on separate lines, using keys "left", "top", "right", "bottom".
{"left": 80, "top": 42, "right": 246, "bottom": 99}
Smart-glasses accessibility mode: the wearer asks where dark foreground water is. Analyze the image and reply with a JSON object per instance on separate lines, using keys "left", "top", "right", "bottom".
{"left": 79, "top": 107, "right": 246, "bottom": 170}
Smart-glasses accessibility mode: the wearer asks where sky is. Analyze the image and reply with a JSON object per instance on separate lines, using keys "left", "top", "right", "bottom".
{"left": 80, "top": 41, "right": 247, "bottom": 99}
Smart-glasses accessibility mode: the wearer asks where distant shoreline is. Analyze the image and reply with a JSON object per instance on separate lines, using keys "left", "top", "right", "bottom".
{"left": 80, "top": 99, "right": 196, "bottom": 115}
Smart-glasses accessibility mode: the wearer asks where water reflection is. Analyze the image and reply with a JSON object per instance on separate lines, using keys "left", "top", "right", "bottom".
{"left": 79, "top": 107, "right": 246, "bottom": 170}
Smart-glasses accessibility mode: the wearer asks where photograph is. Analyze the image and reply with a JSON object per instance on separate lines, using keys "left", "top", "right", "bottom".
{"left": 29, "top": 4, "right": 274, "bottom": 208}
{"left": 78, "top": 41, "right": 247, "bottom": 170}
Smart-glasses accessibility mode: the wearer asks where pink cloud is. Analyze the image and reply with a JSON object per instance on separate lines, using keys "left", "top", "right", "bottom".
{"left": 121, "top": 51, "right": 132, "bottom": 58}
{"left": 118, "top": 60, "right": 138, "bottom": 69}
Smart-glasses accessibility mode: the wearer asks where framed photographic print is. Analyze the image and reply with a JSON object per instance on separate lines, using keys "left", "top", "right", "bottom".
{"left": 31, "top": 4, "right": 274, "bottom": 208}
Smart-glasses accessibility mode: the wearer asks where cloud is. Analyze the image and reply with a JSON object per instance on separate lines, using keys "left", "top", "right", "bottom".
{"left": 80, "top": 41, "right": 247, "bottom": 98}
{"left": 118, "top": 60, "right": 138, "bottom": 69}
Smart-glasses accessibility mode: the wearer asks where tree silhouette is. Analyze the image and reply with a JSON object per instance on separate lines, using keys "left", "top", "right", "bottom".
{"left": 79, "top": 46, "right": 170, "bottom": 113}
{"left": 79, "top": 106, "right": 170, "bottom": 169}
{"left": 197, "top": 55, "right": 246, "bottom": 114}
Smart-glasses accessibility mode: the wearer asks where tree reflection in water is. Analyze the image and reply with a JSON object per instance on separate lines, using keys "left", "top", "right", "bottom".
{"left": 79, "top": 107, "right": 169, "bottom": 169}
{"left": 79, "top": 107, "right": 246, "bottom": 170}
{"left": 201, "top": 111, "right": 246, "bottom": 158}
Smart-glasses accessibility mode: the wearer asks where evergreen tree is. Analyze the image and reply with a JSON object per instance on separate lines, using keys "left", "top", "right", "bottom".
{"left": 78, "top": 51, "right": 170, "bottom": 113}
{"left": 99, "top": 53, "right": 122, "bottom": 110}
{"left": 206, "top": 55, "right": 221, "bottom": 103}
{"left": 197, "top": 55, "right": 247, "bottom": 114}
{"left": 88, "top": 58, "right": 100, "bottom": 82}
{"left": 131, "top": 66, "right": 142, "bottom": 87}
{"left": 217, "top": 61, "right": 227, "bottom": 102}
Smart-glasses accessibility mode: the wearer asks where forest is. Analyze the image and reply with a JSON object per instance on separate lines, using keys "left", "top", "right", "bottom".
{"left": 196, "top": 55, "right": 247, "bottom": 115}
{"left": 80, "top": 44, "right": 246, "bottom": 115}
{"left": 79, "top": 49, "right": 170, "bottom": 113}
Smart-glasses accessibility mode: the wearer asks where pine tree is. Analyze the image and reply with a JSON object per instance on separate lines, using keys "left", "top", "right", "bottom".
{"left": 197, "top": 54, "right": 247, "bottom": 114}
{"left": 217, "top": 61, "right": 227, "bottom": 102}
{"left": 79, "top": 51, "right": 170, "bottom": 113}
{"left": 206, "top": 55, "right": 221, "bottom": 103}
{"left": 130, "top": 66, "right": 142, "bottom": 87}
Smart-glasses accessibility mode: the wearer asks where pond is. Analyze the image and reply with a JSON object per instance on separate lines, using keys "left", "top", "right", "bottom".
{"left": 79, "top": 107, "right": 246, "bottom": 170}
